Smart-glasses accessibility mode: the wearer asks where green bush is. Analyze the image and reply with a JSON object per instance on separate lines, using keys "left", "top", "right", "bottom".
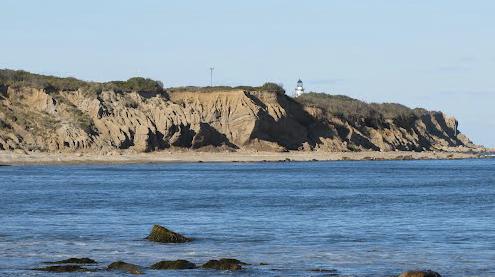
{"left": 105, "top": 77, "right": 163, "bottom": 92}
{"left": 0, "top": 69, "right": 88, "bottom": 90}
{"left": 0, "top": 69, "right": 164, "bottom": 93}
{"left": 259, "top": 82, "right": 285, "bottom": 94}
{"left": 297, "top": 92, "right": 426, "bottom": 120}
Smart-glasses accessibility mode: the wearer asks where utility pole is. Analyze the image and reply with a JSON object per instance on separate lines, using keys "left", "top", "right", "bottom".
{"left": 209, "top": 67, "right": 214, "bottom": 87}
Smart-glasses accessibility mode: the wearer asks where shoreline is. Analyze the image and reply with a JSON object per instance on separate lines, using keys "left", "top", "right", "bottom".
{"left": 0, "top": 150, "right": 488, "bottom": 165}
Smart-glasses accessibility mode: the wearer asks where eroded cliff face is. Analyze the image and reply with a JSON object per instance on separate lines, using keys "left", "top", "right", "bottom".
{"left": 0, "top": 86, "right": 477, "bottom": 153}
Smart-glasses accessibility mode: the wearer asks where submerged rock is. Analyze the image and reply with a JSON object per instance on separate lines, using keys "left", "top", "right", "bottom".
{"left": 310, "top": 268, "right": 338, "bottom": 273}
{"left": 399, "top": 270, "right": 442, "bottom": 277}
{"left": 146, "top": 224, "right": 191, "bottom": 243}
{"left": 107, "top": 261, "right": 143, "bottom": 275}
{"left": 202, "top": 258, "right": 246, "bottom": 270}
{"left": 310, "top": 268, "right": 340, "bottom": 276}
{"left": 150, "top": 259, "right": 196, "bottom": 270}
{"left": 216, "top": 258, "right": 247, "bottom": 265}
{"left": 45, "top": 257, "right": 97, "bottom": 264}
{"left": 34, "top": 265, "right": 91, "bottom": 273}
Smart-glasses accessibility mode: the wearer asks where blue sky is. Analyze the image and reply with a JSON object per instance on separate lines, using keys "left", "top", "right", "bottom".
{"left": 1, "top": 0, "right": 494, "bottom": 147}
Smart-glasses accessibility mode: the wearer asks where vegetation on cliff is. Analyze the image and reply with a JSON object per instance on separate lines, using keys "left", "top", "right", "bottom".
{"left": 0, "top": 69, "right": 163, "bottom": 93}
{"left": 297, "top": 92, "right": 427, "bottom": 121}
{"left": 0, "top": 69, "right": 285, "bottom": 95}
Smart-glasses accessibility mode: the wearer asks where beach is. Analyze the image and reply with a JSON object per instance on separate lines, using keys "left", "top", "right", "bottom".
{"left": 0, "top": 150, "right": 485, "bottom": 165}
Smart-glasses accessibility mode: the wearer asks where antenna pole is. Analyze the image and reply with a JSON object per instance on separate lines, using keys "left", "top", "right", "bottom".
{"left": 209, "top": 67, "right": 214, "bottom": 87}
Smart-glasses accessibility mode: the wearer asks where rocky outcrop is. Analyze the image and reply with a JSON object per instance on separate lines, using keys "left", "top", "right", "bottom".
{"left": 398, "top": 270, "right": 442, "bottom": 277}
{"left": 45, "top": 257, "right": 97, "bottom": 264}
{"left": 107, "top": 261, "right": 143, "bottom": 275}
{"left": 202, "top": 258, "right": 246, "bottom": 271}
{"left": 34, "top": 265, "right": 92, "bottom": 273}
{"left": 146, "top": 224, "right": 191, "bottom": 243}
{"left": 151, "top": 260, "right": 196, "bottom": 270}
{"left": 0, "top": 83, "right": 480, "bottom": 153}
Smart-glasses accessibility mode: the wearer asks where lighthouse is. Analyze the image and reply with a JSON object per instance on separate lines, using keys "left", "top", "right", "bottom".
{"left": 294, "top": 79, "right": 304, "bottom": 97}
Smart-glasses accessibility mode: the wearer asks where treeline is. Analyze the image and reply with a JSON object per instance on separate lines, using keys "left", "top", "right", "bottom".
{"left": 0, "top": 69, "right": 164, "bottom": 93}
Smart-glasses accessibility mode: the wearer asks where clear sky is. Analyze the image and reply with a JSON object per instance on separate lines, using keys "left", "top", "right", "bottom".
{"left": 1, "top": 0, "right": 494, "bottom": 147}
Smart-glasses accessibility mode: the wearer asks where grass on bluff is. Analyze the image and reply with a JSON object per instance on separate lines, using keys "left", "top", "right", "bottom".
{"left": 296, "top": 92, "right": 427, "bottom": 121}
{"left": 168, "top": 82, "right": 286, "bottom": 94}
{"left": 0, "top": 69, "right": 164, "bottom": 93}
{"left": 0, "top": 69, "right": 285, "bottom": 95}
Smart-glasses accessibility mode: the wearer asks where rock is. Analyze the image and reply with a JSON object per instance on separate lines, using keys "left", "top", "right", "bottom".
{"left": 150, "top": 260, "right": 196, "bottom": 270}
{"left": 146, "top": 224, "right": 191, "bottom": 243}
{"left": 107, "top": 261, "right": 143, "bottom": 275}
{"left": 201, "top": 258, "right": 246, "bottom": 271}
{"left": 310, "top": 268, "right": 340, "bottom": 276}
{"left": 310, "top": 268, "right": 338, "bottom": 273}
{"left": 398, "top": 270, "right": 442, "bottom": 277}
{"left": 216, "top": 258, "right": 247, "bottom": 265}
{"left": 34, "top": 265, "right": 91, "bottom": 273}
{"left": 45, "top": 257, "right": 97, "bottom": 264}
{"left": 396, "top": 155, "right": 414, "bottom": 160}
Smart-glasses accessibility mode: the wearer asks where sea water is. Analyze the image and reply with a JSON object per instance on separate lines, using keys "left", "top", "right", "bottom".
{"left": 0, "top": 159, "right": 494, "bottom": 276}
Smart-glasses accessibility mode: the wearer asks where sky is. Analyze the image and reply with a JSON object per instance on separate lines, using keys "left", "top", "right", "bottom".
{"left": 1, "top": 0, "right": 494, "bottom": 147}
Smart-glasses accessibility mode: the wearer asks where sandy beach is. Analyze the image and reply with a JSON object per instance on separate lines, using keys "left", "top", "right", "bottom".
{"left": 0, "top": 150, "right": 487, "bottom": 165}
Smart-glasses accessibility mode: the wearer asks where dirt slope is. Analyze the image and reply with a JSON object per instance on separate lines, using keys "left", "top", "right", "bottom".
{"left": 0, "top": 85, "right": 478, "bottom": 153}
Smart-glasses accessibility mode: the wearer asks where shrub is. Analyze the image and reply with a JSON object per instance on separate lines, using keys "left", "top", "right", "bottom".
{"left": 259, "top": 82, "right": 285, "bottom": 94}
{"left": 105, "top": 77, "right": 163, "bottom": 92}
{"left": 0, "top": 69, "right": 87, "bottom": 90}
{"left": 0, "top": 69, "right": 165, "bottom": 93}
{"left": 296, "top": 92, "right": 427, "bottom": 121}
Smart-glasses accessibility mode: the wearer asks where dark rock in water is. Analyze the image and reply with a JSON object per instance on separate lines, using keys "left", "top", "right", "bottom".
{"left": 146, "top": 224, "right": 191, "bottom": 243}
{"left": 45, "top": 257, "right": 97, "bottom": 264}
{"left": 259, "top": 262, "right": 269, "bottom": 266}
{"left": 107, "top": 261, "right": 143, "bottom": 275}
{"left": 310, "top": 268, "right": 339, "bottom": 276}
{"left": 398, "top": 270, "right": 442, "bottom": 277}
{"left": 151, "top": 259, "right": 196, "bottom": 270}
{"left": 310, "top": 268, "right": 338, "bottom": 273}
{"left": 217, "top": 258, "right": 248, "bottom": 265}
{"left": 34, "top": 265, "right": 91, "bottom": 272}
{"left": 202, "top": 258, "right": 246, "bottom": 270}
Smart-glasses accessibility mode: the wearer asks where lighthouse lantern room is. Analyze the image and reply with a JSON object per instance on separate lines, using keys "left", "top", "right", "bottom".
{"left": 294, "top": 79, "right": 304, "bottom": 97}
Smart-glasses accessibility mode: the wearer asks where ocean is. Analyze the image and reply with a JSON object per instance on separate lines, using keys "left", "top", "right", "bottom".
{"left": 0, "top": 159, "right": 494, "bottom": 276}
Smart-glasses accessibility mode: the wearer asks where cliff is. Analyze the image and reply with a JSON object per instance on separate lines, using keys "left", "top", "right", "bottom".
{"left": 0, "top": 70, "right": 479, "bottom": 153}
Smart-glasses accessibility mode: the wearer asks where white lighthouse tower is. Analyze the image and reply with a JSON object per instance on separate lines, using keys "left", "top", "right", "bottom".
{"left": 294, "top": 79, "right": 304, "bottom": 97}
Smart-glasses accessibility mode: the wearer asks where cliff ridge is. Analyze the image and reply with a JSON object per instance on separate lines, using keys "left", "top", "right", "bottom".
{"left": 0, "top": 70, "right": 480, "bottom": 153}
